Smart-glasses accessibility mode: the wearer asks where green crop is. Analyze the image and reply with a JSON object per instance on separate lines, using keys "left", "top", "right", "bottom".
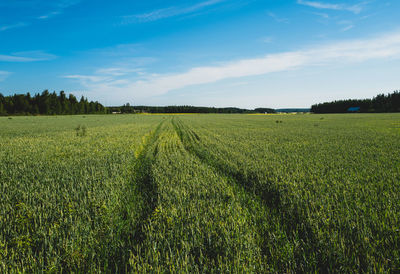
{"left": 0, "top": 113, "right": 399, "bottom": 272}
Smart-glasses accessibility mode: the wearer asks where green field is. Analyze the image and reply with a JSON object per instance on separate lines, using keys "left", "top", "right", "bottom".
{"left": 1, "top": 114, "right": 399, "bottom": 272}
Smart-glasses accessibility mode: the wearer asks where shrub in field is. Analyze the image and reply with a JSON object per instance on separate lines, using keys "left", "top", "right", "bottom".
{"left": 75, "top": 125, "right": 87, "bottom": 136}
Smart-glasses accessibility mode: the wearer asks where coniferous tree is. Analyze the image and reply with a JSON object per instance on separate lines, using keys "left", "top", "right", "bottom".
{"left": 311, "top": 91, "right": 400, "bottom": 113}
{"left": 0, "top": 90, "right": 107, "bottom": 115}
{"left": 0, "top": 93, "right": 5, "bottom": 115}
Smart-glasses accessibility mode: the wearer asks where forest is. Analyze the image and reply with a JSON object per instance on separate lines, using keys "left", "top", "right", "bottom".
{"left": 3, "top": 90, "right": 400, "bottom": 116}
{"left": 0, "top": 91, "right": 277, "bottom": 115}
{"left": 0, "top": 91, "right": 106, "bottom": 115}
{"left": 109, "top": 105, "right": 276, "bottom": 114}
{"left": 311, "top": 91, "right": 400, "bottom": 113}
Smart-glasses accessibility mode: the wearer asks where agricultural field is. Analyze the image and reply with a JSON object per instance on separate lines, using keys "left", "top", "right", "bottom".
{"left": 0, "top": 113, "right": 399, "bottom": 272}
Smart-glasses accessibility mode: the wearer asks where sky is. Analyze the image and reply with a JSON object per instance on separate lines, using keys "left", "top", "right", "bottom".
{"left": 0, "top": 0, "right": 400, "bottom": 108}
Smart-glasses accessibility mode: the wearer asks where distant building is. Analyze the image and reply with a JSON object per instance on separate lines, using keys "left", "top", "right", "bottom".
{"left": 348, "top": 107, "right": 360, "bottom": 112}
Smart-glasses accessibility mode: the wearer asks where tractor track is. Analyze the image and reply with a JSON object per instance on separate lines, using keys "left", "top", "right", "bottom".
{"left": 109, "top": 120, "right": 165, "bottom": 273}
{"left": 172, "top": 117, "right": 331, "bottom": 271}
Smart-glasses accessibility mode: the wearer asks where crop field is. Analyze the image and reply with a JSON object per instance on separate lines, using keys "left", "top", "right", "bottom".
{"left": 1, "top": 113, "right": 399, "bottom": 272}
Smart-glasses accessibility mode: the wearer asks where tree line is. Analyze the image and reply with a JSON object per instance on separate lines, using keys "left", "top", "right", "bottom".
{"left": 1, "top": 90, "right": 278, "bottom": 115}
{"left": 311, "top": 91, "right": 400, "bottom": 113}
{"left": 0, "top": 91, "right": 107, "bottom": 115}
{"left": 109, "top": 105, "right": 276, "bottom": 114}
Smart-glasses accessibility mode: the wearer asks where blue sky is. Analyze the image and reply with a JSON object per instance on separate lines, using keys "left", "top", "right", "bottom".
{"left": 0, "top": 0, "right": 399, "bottom": 108}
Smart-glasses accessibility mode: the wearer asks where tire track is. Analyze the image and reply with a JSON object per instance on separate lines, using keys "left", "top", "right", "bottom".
{"left": 130, "top": 120, "right": 265, "bottom": 272}
{"left": 130, "top": 120, "right": 164, "bottom": 243}
{"left": 172, "top": 117, "right": 329, "bottom": 271}
{"left": 109, "top": 120, "right": 164, "bottom": 272}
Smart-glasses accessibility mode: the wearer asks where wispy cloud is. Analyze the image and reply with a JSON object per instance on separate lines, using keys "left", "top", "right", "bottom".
{"left": 0, "top": 22, "right": 29, "bottom": 32}
{"left": 121, "top": 0, "right": 224, "bottom": 24}
{"left": 66, "top": 32, "right": 400, "bottom": 102}
{"left": 267, "top": 12, "right": 289, "bottom": 23}
{"left": 64, "top": 75, "right": 110, "bottom": 82}
{"left": 338, "top": 20, "right": 355, "bottom": 31}
{"left": 312, "top": 12, "right": 330, "bottom": 19}
{"left": 261, "top": 36, "right": 274, "bottom": 43}
{"left": 0, "top": 0, "right": 81, "bottom": 31}
{"left": 297, "top": 0, "right": 366, "bottom": 14}
{"left": 64, "top": 31, "right": 400, "bottom": 104}
{"left": 96, "top": 67, "right": 145, "bottom": 76}
{"left": 0, "top": 71, "right": 11, "bottom": 82}
{"left": 0, "top": 51, "right": 56, "bottom": 62}
{"left": 341, "top": 25, "right": 354, "bottom": 31}
{"left": 0, "top": 0, "right": 81, "bottom": 8}
{"left": 37, "top": 0, "right": 81, "bottom": 19}
{"left": 56, "top": 0, "right": 81, "bottom": 9}
{"left": 38, "top": 11, "right": 61, "bottom": 20}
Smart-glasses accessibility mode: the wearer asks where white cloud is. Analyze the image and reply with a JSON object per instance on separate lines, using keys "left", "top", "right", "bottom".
{"left": 267, "top": 12, "right": 289, "bottom": 23}
{"left": 86, "top": 44, "right": 155, "bottom": 61}
{"left": 65, "top": 31, "right": 400, "bottom": 103}
{"left": 0, "top": 51, "right": 56, "bottom": 62}
{"left": 261, "top": 36, "right": 274, "bottom": 43}
{"left": 0, "top": 0, "right": 81, "bottom": 8}
{"left": 121, "top": 0, "right": 224, "bottom": 23}
{"left": 36, "top": 0, "right": 79, "bottom": 19}
{"left": 312, "top": 12, "right": 330, "bottom": 18}
{"left": 38, "top": 11, "right": 61, "bottom": 20}
{"left": 0, "top": 22, "right": 29, "bottom": 32}
{"left": 341, "top": 25, "right": 354, "bottom": 32}
{"left": 338, "top": 20, "right": 354, "bottom": 32}
{"left": 297, "top": 0, "right": 365, "bottom": 14}
{"left": 63, "top": 75, "right": 110, "bottom": 82}
{"left": 0, "top": 71, "right": 11, "bottom": 82}
{"left": 56, "top": 0, "right": 81, "bottom": 9}
{"left": 0, "top": 0, "right": 81, "bottom": 32}
{"left": 96, "top": 67, "right": 144, "bottom": 76}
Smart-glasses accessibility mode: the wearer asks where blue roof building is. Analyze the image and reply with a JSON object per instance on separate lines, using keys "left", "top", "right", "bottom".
{"left": 348, "top": 107, "right": 361, "bottom": 112}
